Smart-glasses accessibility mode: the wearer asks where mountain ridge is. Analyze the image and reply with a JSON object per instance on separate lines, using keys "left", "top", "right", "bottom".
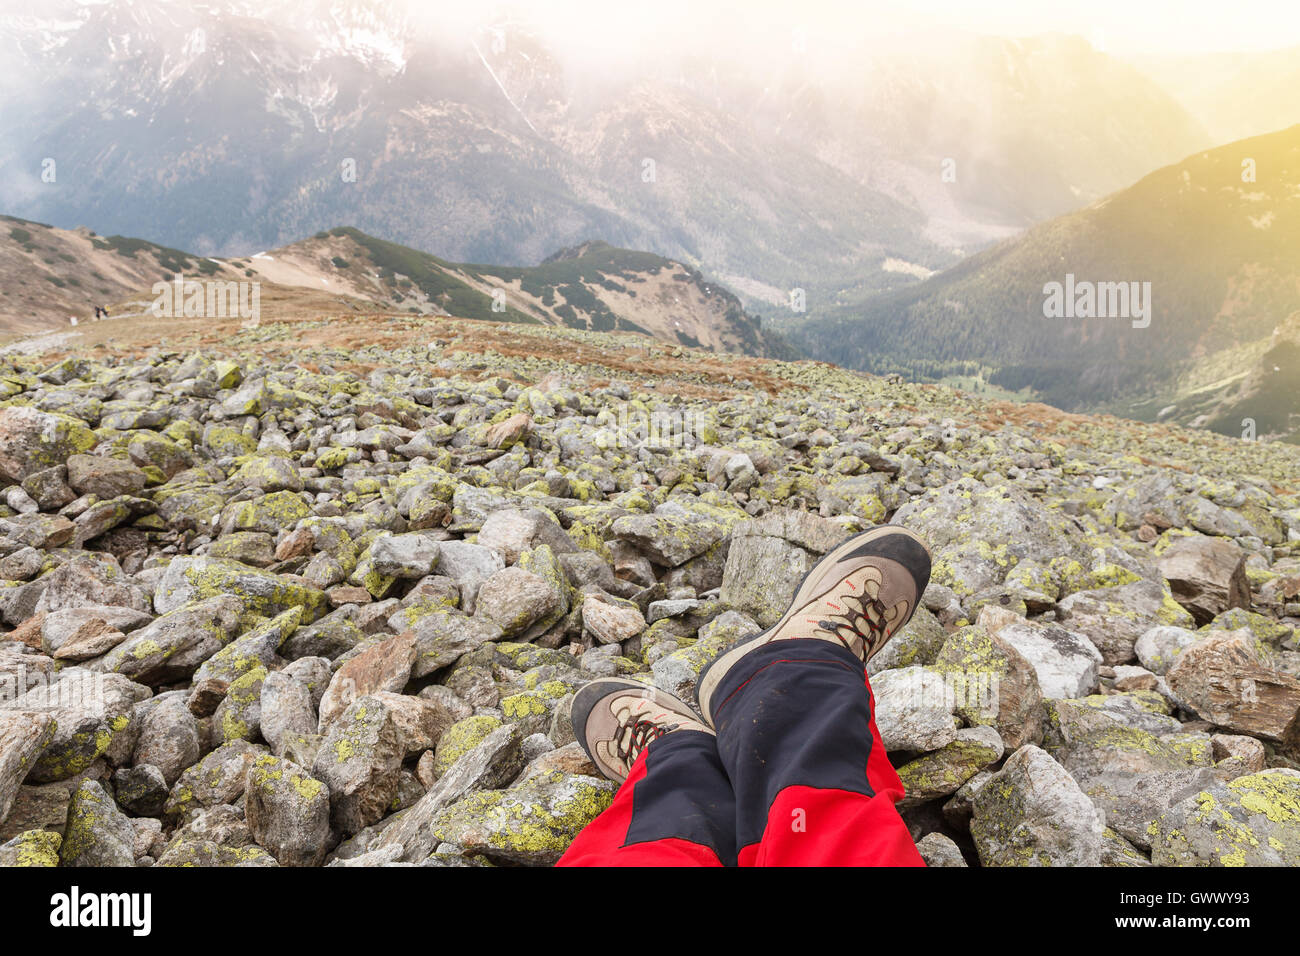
{"left": 790, "top": 124, "right": 1300, "bottom": 441}
{"left": 0, "top": 216, "right": 795, "bottom": 359}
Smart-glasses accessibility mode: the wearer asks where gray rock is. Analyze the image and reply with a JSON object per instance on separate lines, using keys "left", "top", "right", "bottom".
{"left": 436, "top": 540, "right": 506, "bottom": 584}
{"left": 916, "top": 832, "right": 967, "bottom": 867}
{"left": 971, "top": 745, "right": 1106, "bottom": 867}
{"left": 370, "top": 532, "right": 442, "bottom": 579}
{"left": 1156, "top": 534, "right": 1251, "bottom": 625}
{"left": 581, "top": 594, "right": 646, "bottom": 645}
{"left": 1135, "top": 625, "right": 1200, "bottom": 675}
{"left": 979, "top": 608, "right": 1103, "bottom": 699}
{"left": 60, "top": 780, "right": 135, "bottom": 867}
{"left": 0, "top": 712, "right": 56, "bottom": 821}
{"left": 473, "top": 566, "right": 563, "bottom": 639}
{"left": 244, "top": 754, "right": 331, "bottom": 867}
{"left": 132, "top": 694, "right": 202, "bottom": 786}
{"left": 1149, "top": 770, "right": 1300, "bottom": 866}
{"left": 112, "top": 763, "right": 170, "bottom": 817}
{"left": 312, "top": 694, "right": 404, "bottom": 836}
{"left": 871, "top": 666, "right": 960, "bottom": 752}
{"left": 259, "top": 670, "right": 319, "bottom": 756}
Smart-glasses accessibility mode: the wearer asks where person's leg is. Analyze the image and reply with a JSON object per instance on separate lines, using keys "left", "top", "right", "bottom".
{"left": 558, "top": 679, "right": 737, "bottom": 866}
{"left": 711, "top": 639, "right": 922, "bottom": 866}
{"left": 697, "top": 525, "right": 932, "bottom": 867}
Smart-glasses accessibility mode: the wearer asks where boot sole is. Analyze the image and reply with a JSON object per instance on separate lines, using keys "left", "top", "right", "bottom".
{"left": 694, "top": 524, "right": 930, "bottom": 726}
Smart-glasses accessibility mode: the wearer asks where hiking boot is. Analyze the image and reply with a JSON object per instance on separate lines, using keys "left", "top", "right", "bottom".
{"left": 695, "top": 524, "right": 931, "bottom": 726}
{"left": 572, "top": 678, "right": 714, "bottom": 783}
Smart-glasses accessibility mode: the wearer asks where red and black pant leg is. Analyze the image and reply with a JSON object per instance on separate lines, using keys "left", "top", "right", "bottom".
{"left": 711, "top": 638, "right": 924, "bottom": 867}
{"left": 557, "top": 729, "right": 738, "bottom": 866}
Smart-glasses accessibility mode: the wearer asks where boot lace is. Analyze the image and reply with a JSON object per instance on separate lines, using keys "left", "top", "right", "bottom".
{"left": 616, "top": 713, "right": 679, "bottom": 769}
{"left": 816, "top": 590, "right": 890, "bottom": 659}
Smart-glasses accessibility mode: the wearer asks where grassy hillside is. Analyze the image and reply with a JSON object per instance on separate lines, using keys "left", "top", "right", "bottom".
{"left": 294, "top": 228, "right": 797, "bottom": 359}
{"left": 791, "top": 126, "right": 1300, "bottom": 434}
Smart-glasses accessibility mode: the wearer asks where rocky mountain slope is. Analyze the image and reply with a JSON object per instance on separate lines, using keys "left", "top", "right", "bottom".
{"left": 0, "top": 219, "right": 792, "bottom": 359}
{"left": 0, "top": 313, "right": 1298, "bottom": 867}
{"left": 0, "top": 214, "right": 249, "bottom": 334}
{"left": 0, "top": 2, "right": 1211, "bottom": 306}
{"left": 792, "top": 124, "right": 1300, "bottom": 440}
{"left": 241, "top": 229, "right": 793, "bottom": 356}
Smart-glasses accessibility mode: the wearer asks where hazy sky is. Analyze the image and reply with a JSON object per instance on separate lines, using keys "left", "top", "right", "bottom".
{"left": 446, "top": 0, "right": 1300, "bottom": 57}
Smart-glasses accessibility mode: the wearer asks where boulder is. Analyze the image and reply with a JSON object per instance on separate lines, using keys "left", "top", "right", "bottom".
{"left": 970, "top": 745, "right": 1106, "bottom": 866}
{"left": 1157, "top": 535, "right": 1251, "bottom": 625}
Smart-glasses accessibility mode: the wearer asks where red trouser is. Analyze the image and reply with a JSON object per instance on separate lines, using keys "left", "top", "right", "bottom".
{"left": 558, "top": 638, "right": 923, "bottom": 867}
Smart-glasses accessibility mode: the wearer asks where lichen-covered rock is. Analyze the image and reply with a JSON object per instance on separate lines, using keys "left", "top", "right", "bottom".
{"left": 7, "top": 670, "right": 150, "bottom": 783}
{"left": 377, "top": 723, "right": 524, "bottom": 861}
{"left": 154, "top": 556, "right": 329, "bottom": 623}
{"left": 897, "top": 726, "right": 1004, "bottom": 806}
{"left": 1134, "top": 625, "right": 1200, "bottom": 675}
{"left": 60, "top": 779, "right": 135, "bottom": 867}
{"left": 409, "top": 609, "right": 505, "bottom": 678}
{"left": 1149, "top": 770, "right": 1300, "bottom": 866}
{"left": 312, "top": 694, "right": 404, "bottom": 835}
{"left": 0, "top": 406, "right": 97, "bottom": 482}
{"left": 1042, "top": 693, "right": 1216, "bottom": 847}
{"left": 970, "top": 745, "right": 1106, "bottom": 867}
{"left": 651, "top": 610, "right": 757, "bottom": 701}
{"left": 92, "top": 595, "right": 243, "bottom": 685}
{"left": 426, "top": 770, "right": 615, "bottom": 865}
{"left": 112, "top": 763, "right": 169, "bottom": 817}
{"left": 932, "top": 625, "right": 1044, "bottom": 749}
{"left": 0, "top": 829, "right": 61, "bottom": 867}
{"left": 0, "top": 712, "right": 56, "bottom": 820}
{"left": 156, "top": 838, "right": 279, "bottom": 867}
{"left": 163, "top": 739, "right": 266, "bottom": 821}
{"left": 192, "top": 606, "right": 302, "bottom": 686}
{"left": 893, "top": 478, "right": 1089, "bottom": 600}
{"left": 369, "top": 532, "right": 442, "bottom": 579}
{"left": 244, "top": 754, "right": 331, "bottom": 867}
{"left": 1056, "top": 579, "right": 1194, "bottom": 665}
{"left": 1101, "top": 827, "right": 1152, "bottom": 867}
{"left": 213, "top": 665, "right": 269, "bottom": 743}
{"left": 610, "top": 511, "right": 729, "bottom": 568}
{"left": 868, "top": 606, "right": 948, "bottom": 675}
{"left": 476, "top": 508, "right": 573, "bottom": 564}
{"left": 431, "top": 714, "right": 506, "bottom": 778}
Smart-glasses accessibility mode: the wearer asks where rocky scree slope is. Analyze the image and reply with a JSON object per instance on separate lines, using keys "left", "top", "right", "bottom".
{"left": 0, "top": 326, "right": 1299, "bottom": 867}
